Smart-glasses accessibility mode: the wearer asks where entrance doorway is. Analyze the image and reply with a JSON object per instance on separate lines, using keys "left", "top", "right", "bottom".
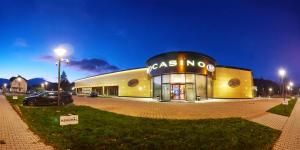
{"left": 171, "top": 84, "right": 185, "bottom": 100}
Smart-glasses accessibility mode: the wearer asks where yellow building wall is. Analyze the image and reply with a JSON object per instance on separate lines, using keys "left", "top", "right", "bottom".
{"left": 75, "top": 68, "right": 151, "bottom": 97}
{"left": 213, "top": 67, "right": 253, "bottom": 98}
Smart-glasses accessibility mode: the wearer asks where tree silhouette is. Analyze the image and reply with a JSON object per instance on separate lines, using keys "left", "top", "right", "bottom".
{"left": 60, "top": 71, "right": 71, "bottom": 91}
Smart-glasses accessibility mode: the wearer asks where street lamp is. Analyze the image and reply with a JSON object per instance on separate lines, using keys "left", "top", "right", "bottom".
{"left": 278, "top": 68, "right": 287, "bottom": 104}
{"left": 41, "top": 83, "right": 44, "bottom": 90}
{"left": 54, "top": 47, "right": 69, "bottom": 105}
{"left": 289, "top": 81, "right": 294, "bottom": 95}
{"left": 45, "top": 82, "right": 48, "bottom": 91}
{"left": 268, "top": 87, "right": 273, "bottom": 97}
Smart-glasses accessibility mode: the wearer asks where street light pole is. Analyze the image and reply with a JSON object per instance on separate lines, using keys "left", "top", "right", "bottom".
{"left": 57, "top": 59, "right": 61, "bottom": 105}
{"left": 54, "top": 47, "right": 68, "bottom": 106}
{"left": 278, "top": 68, "right": 287, "bottom": 104}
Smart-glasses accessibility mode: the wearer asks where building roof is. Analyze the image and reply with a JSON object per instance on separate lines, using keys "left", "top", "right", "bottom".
{"left": 74, "top": 67, "right": 147, "bottom": 82}
{"left": 146, "top": 51, "right": 216, "bottom": 64}
{"left": 10, "top": 75, "right": 27, "bottom": 82}
{"left": 216, "top": 65, "right": 252, "bottom": 71}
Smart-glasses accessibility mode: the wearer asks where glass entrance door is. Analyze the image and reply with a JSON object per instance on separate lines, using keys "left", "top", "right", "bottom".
{"left": 171, "top": 84, "right": 185, "bottom": 100}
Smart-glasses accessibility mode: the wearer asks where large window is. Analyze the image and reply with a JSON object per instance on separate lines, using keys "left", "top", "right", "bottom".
{"left": 196, "top": 75, "right": 207, "bottom": 98}
{"left": 153, "top": 76, "right": 161, "bottom": 98}
{"left": 152, "top": 74, "right": 212, "bottom": 101}
{"left": 185, "top": 74, "right": 195, "bottom": 83}
{"left": 170, "top": 74, "right": 185, "bottom": 83}
{"left": 162, "top": 75, "right": 170, "bottom": 83}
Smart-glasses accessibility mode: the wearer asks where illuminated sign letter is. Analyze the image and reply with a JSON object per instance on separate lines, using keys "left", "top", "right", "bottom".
{"left": 152, "top": 63, "right": 158, "bottom": 69}
{"left": 179, "top": 60, "right": 184, "bottom": 66}
{"left": 159, "top": 62, "right": 168, "bottom": 68}
{"left": 197, "top": 61, "right": 206, "bottom": 68}
{"left": 187, "top": 60, "right": 195, "bottom": 66}
{"left": 169, "top": 60, "right": 177, "bottom": 67}
{"left": 207, "top": 64, "right": 215, "bottom": 72}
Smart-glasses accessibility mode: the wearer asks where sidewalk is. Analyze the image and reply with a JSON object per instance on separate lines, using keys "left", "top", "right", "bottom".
{"left": 0, "top": 96, "right": 53, "bottom": 150}
{"left": 274, "top": 98, "right": 300, "bottom": 150}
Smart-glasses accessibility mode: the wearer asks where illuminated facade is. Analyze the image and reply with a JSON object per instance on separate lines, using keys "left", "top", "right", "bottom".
{"left": 75, "top": 51, "right": 254, "bottom": 101}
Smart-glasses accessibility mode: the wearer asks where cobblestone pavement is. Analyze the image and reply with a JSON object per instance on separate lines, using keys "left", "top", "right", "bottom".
{"left": 74, "top": 96, "right": 282, "bottom": 119}
{"left": 274, "top": 98, "right": 300, "bottom": 150}
{"left": 250, "top": 112, "right": 288, "bottom": 130}
{"left": 0, "top": 96, "right": 53, "bottom": 150}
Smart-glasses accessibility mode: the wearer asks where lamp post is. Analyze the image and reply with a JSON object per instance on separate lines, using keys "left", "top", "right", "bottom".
{"left": 278, "top": 68, "right": 287, "bottom": 104}
{"left": 54, "top": 47, "right": 69, "bottom": 105}
{"left": 289, "top": 81, "right": 294, "bottom": 96}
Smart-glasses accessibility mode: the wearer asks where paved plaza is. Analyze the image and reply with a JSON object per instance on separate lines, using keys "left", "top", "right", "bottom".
{"left": 0, "top": 96, "right": 53, "bottom": 150}
{"left": 73, "top": 96, "right": 282, "bottom": 119}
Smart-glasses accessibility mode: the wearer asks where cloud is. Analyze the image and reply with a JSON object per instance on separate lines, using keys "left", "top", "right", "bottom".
{"left": 69, "top": 59, "right": 119, "bottom": 73}
{"left": 14, "top": 38, "right": 29, "bottom": 47}
{"left": 37, "top": 55, "right": 119, "bottom": 73}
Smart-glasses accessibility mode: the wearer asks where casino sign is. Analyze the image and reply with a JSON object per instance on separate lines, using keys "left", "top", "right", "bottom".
{"left": 146, "top": 51, "right": 216, "bottom": 77}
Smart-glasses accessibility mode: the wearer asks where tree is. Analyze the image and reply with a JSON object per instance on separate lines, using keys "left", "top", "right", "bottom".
{"left": 60, "top": 71, "right": 71, "bottom": 91}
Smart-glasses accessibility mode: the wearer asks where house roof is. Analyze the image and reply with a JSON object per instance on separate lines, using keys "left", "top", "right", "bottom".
{"left": 10, "top": 75, "right": 27, "bottom": 82}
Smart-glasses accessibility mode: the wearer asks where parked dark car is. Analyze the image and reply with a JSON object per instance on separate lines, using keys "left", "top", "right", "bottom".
{"left": 23, "top": 91, "right": 73, "bottom": 106}
{"left": 89, "top": 91, "right": 98, "bottom": 97}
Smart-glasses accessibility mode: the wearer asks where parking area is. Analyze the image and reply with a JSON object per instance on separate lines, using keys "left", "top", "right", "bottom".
{"left": 73, "top": 96, "right": 282, "bottom": 119}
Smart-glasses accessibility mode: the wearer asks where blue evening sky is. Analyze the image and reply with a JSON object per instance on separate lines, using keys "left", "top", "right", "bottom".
{"left": 0, "top": 0, "right": 299, "bottom": 84}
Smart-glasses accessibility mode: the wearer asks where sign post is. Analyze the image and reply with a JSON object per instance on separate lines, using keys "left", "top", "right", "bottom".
{"left": 60, "top": 114, "right": 78, "bottom": 147}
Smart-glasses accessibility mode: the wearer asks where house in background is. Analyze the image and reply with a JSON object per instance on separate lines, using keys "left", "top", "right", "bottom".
{"left": 10, "top": 75, "right": 28, "bottom": 93}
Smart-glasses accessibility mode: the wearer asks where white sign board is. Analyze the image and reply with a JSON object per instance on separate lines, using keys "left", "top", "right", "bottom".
{"left": 13, "top": 96, "right": 18, "bottom": 100}
{"left": 60, "top": 115, "right": 79, "bottom": 126}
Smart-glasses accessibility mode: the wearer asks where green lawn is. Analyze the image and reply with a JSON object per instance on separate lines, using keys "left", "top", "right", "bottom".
{"left": 6, "top": 95, "right": 25, "bottom": 106}
{"left": 6, "top": 96, "right": 281, "bottom": 150}
{"left": 267, "top": 97, "right": 297, "bottom": 116}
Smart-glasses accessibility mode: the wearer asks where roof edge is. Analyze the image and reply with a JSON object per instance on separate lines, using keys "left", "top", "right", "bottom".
{"left": 74, "top": 67, "right": 147, "bottom": 82}
{"left": 216, "top": 65, "right": 252, "bottom": 71}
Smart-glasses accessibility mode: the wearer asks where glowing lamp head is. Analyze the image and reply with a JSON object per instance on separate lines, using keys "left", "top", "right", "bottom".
{"left": 278, "top": 68, "right": 286, "bottom": 77}
{"left": 45, "top": 82, "right": 48, "bottom": 85}
{"left": 269, "top": 88, "right": 273, "bottom": 92}
{"left": 289, "top": 81, "right": 294, "bottom": 87}
{"left": 54, "top": 47, "right": 67, "bottom": 58}
{"left": 4, "top": 83, "right": 7, "bottom": 87}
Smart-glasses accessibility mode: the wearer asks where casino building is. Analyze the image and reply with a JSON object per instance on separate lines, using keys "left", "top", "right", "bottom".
{"left": 75, "top": 51, "right": 254, "bottom": 101}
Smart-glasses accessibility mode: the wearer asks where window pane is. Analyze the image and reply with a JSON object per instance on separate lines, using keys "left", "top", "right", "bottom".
{"left": 196, "top": 75, "right": 206, "bottom": 98}
{"left": 185, "top": 74, "right": 195, "bottom": 83}
{"left": 171, "top": 74, "right": 185, "bottom": 83}
{"left": 153, "top": 76, "right": 161, "bottom": 98}
{"left": 162, "top": 75, "right": 170, "bottom": 83}
{"left": 162, "top": 84, "right": 171, "bottom": 100}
